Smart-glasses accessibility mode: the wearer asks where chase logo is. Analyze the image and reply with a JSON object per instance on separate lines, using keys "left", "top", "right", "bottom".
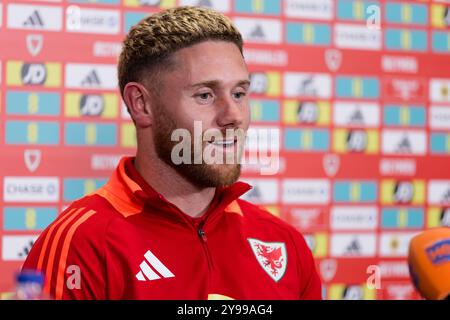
{"left": 427, "top": 207, "right": 450, "bottom": 227}
{"left": 431, "top": 4, "right": 450, "bottom": 28}
{"left": 381, "top": 208, "right": 424, "bottom": 229}
{"left": 234, "top": 0, "right": 281, "bottom": 15}
{"left": 3, "top": 207, "right": 57, "bottom": 231}
{"left": 6, "top": 61, "right": 61, "bottom": 88}
{"left": 3, "top": 177, "right": 59, "bottom": 203}
{"left": 333, "top": 129, "right": 379, "bottom": 154}
{"left": 6, "top": 91, "right": 60, "bottom": 116}
{"left": 430, "top": 132, "right": 450, "bottom": 155}
{"left": 286, "top": 22, "right": 331, "bottom": 46}
{"left": 250, "top": 99, "right": 280, "bottom": 122}
{"left": 334, "top": 24, "right": 381, "bottom": 51}
{"left": 7, "top": 4, "right": 63, "bottom": 31}
{"left": 284, "top": 128, "right": 329, "bottom": 152}
{"left": 333, "top": 180, "right": 377, "bottom": 203}
{"left": 63, "top": 178, "right": 107, "bottom": 202}
{"left": 66, "top": 6, "right": 120, "bottom": 35}
{"left": 123, "top": 0, "right": 177, "bottom": 8}
{"left": 5, "top": 121, "right": 60, "bottom": 145}
{"left": 234, "top": 17, "right": 282, "bottom": 44}
{"left": 381, "top": 180, "right": 425, "bottom": 205}
{"left": 249, "top": 72, "right": 281, "bottom": 97}
{"left": 426, "top": 239, "right": 450, "bottom": 265}
{"left": 282, "top": 179, "right": 330, "bottom": 205}
{"left": 328, "top": 284, "right": 376, "bottom": 300}
{"left": 336, "top": 0, "right": 379, "bottom": 22}
{"left": 68, "top": 0, "right": 120, "bottom": 4}
{"left": 331, "top": 206, "right": 378, "bottom": 230}
{"left": 65, "top": 122, "right": 117, "bottom": 146}
{"left": 385, "top": 29, "right": 427, "bottom": 52}
{"left": 385, "top": 3, "right": 428, "bottom": 25}
{"left": 432, "top": 31, "right": 450, "bottom": 54}
{"left": 335, "top": 76, "right": 379, "bottom": 99}
{"left": 283, "top": 100, "right": 330, "bottom": 126}
{"left": 383, "top": 105, "right": 426, "bottom": 127}
{"left": 65, "top": 92, "right": 118, "bottom": 119}
{"left": 304, "top": 233, "right": 328, "bottom": 258}
{"left": 284, "top": 0, "right": 334, "bottom": 20}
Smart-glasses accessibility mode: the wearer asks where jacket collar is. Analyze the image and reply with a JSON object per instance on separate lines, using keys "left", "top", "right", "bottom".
{"left": 96, "top": 157, "right": 252, "bottom": 223}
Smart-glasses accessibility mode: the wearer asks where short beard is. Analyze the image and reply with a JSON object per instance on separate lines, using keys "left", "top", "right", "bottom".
{"left": 152, "top": 103, "right": 242, "bottom": 188}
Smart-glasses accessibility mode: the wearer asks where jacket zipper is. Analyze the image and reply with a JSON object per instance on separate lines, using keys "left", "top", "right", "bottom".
{"left": 197, "top": 224, "right": 213, "bottom": 271}
{"left": 158, "top": 198, "right": 215, "bottom": 272}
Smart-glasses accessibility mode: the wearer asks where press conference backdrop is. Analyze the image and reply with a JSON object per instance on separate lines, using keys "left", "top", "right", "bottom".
{"left": 1, "top": 0, "right": 450, "bottom": 300}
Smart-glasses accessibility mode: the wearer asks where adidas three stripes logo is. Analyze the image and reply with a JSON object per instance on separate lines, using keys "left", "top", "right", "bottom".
{"left": 136, "top": 250, "right": 175, "bottom": 281}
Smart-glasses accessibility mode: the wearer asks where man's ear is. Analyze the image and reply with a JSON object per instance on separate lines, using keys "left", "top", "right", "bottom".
{"left": 123, "top": 82, "right": 153, "bottom": 128}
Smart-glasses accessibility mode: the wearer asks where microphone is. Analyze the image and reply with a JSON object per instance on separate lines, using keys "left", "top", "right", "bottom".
{"left": 408, "top": 227, "right": 450, "bottom": 300}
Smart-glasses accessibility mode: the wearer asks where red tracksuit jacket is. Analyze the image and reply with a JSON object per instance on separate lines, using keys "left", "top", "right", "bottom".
{"left": 22, "top": 157, "right": 322, "bottom": 300}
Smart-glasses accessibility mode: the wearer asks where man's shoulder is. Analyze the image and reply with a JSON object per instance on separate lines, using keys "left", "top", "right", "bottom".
{"left": 67, "top": 192, "right": 125, "bottom": 219}
{"left": 46, "top": 193, "right": 128, "bottom": 242}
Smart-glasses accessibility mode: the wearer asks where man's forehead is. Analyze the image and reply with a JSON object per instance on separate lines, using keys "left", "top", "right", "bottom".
{"left": 174, "top": 40, "right": 245, "bottom": 64}
{"left": 157, "top": 41, "right": 248, "bottom": 85}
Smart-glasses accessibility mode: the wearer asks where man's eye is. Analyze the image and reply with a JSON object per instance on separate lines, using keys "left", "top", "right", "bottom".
{"left": 199, "top": 93, "right": 212, "bottom": 100}
{"left": 233, "top": 92, "right": 246, "bottom": 100}
{"left": 195, "top": 92, "right": 213, "bottom": 103}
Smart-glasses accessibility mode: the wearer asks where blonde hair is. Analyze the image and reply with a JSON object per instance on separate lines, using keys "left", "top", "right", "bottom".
{"left": 118, "top": 6, "right": 243, "bottom": 98}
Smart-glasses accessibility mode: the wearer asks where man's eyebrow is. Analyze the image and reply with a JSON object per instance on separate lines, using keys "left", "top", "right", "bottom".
{"left": 236, "top": 80, "right": 251, "bottom": 87}
{"left": 188, "top": 79, "right": 251, "bottom": 89}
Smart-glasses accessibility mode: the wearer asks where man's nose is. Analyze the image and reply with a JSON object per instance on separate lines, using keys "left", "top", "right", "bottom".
{"left": 215, "top": 95, "right": 245, "bottom": 128}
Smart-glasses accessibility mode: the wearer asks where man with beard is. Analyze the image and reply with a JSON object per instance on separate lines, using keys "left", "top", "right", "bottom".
{"left": 22, "top": 6, "right": 321, "bottom": 300}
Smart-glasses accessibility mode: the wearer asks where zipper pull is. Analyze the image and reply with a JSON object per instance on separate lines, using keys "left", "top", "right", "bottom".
{"left": 198, "top": 228, "right": 207, "bottom": 242}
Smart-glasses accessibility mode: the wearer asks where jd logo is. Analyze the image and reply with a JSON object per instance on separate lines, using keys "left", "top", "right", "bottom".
{"left": 347, "top": 130, "right": 368, "bottom": 152}
{"left": 297, "top": 102, "right": 318, "bottom": 123}
{"left": 343, "top": 286, "right": 364, "bottom": 300}
{"left": 440, "top": 208, "right": 450, "bottom": 226}
{"left": 80, "top": 95, "right": 104, "bottom": 116}
{"left": 21, "top": 63, "right": 47, "bottom": 85}
{"left": 394, "top": 181, "right": 414, "bottom": 203}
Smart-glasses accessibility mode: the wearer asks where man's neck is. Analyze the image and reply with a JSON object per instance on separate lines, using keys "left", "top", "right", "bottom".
{"left": 134, "top": 152, "right": 216, "bottom": 218}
